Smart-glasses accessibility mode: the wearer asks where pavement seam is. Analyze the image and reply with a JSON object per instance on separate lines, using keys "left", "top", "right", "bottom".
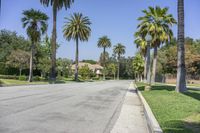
{"left": 102, "top": 82, "right": 130, "bottom": 133}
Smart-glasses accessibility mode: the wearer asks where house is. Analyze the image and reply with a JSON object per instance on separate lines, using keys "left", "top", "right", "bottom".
{"left": 71, "top": 62, "right": 103, "bottom": 75}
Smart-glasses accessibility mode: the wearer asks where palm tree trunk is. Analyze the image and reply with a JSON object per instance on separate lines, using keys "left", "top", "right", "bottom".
{"left": 75, "top": 37, "right": 79, "bottom": 81}
{"left": 144, "top": 53, "right": 147, "bottom": 82}
{"left": 151, "top": 46, "right": 158, "bottom": 84}
{"left": 50, "top": 4, "right": 57, "bottom": 82}
{"left": 117, "top": 55, "right": 120, "bottom": 80}
{"left": 176, "top": 0, "right": 187, "bottom": 92}
{"left": 146, "top": 43, "right": 151, "bottom": 85}
{"left": 28, "top": 43, "right": 34, "bottom": 82}
{"left": 103, "top": 47, "right": 106, "bottom": 80}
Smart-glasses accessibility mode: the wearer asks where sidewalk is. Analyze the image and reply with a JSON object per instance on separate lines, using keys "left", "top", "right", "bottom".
{"left": 111, "top": 83, "right": 149, "bottom": 133}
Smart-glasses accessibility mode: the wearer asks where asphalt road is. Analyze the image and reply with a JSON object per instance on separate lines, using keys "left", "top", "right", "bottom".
{"left": 0, "top": 80, "right": 131, "bottom": 133}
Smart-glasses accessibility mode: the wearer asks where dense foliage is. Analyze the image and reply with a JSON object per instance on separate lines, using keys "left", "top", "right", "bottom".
{"left": 0, "top": 30, "right": 30, "bottom": 75}
{"left": 157, "top": 37, "right": 200, "bottom": 79}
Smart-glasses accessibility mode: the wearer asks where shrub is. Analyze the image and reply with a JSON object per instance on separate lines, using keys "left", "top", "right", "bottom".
{"left": 39, "top": 77, "right": 46, "bottom": 81}
{"left": 18, "top": 75, "right": 27, "bottom": 81}
{"left": 57, "top": 75, "right": 63, "bottom": 80}
{"left": 92, "top": 77, "right": 100, "bottom": 80}
{"left": 0, "top": 79, "right": 3, "bottom": 85}
{"left": 33, "top": 76, "right": 40, "bottom": 81}
{"left": 105, "top": 77, "right": 112, "bottom": 80}
{"left": 79, "top": 65, "right": 94, "bottom": 80}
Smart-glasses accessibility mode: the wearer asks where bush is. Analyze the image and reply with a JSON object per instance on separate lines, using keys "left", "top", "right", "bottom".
{"left": 56, "top": 75, "right": 64, "bottom": 80}
{"left": 18, "top": 75, "right": 27, "bottom": 81}
{"left": 92, "top": 77, "right": 100, "bottom": 80}
{"left": 0, "top": 79, "right": 3, "bottom": 85}
{"left": 79, "top": 65, "right": 94, "bottom": 80}
{"left": 39, "top": 77, "right": 46, "bottom": 81}
{"left": 105, "top": 77, "right": 112, "bottom": 80}
{"left": 33, "top": 76, "right": 40, "bottom": 81}
{"left": 0, "top": 75, "right": 19, "bottom": 80}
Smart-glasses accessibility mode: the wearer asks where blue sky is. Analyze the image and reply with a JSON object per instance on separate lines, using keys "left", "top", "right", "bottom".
{"left": 0, "top": 0, "right": 200, "bottom": 61}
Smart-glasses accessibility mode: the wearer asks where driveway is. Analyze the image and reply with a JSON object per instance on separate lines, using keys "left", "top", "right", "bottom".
{"left": 0, "top": 80, "right": 133, "bottom": 133}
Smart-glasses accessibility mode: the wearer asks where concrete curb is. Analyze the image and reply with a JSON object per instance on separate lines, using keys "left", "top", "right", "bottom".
{"left": 134, "top": 83, "right": 163, "bottom": 133}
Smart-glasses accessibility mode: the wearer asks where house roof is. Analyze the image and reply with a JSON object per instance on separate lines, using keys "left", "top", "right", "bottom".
{"left": 71, "top": 62, "right": 103, "bottom": 71}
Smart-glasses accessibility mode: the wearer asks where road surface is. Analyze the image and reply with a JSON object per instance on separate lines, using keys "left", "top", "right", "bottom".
{"left": 0, "top": 81, "right": 135, "bottom": 133}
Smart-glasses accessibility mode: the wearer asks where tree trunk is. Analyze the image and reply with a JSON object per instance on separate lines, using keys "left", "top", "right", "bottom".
{"left": 176, "top": 0, "right": 187, "bottom": 92}
{"left": 75, "top": 37, "right": 79, "bottom": 81}
{"left": 19, "top": 67, "right": 22, "bottom": 77}
{"left": 117, "top": 55, "right": 120, "bottom": 80}
{"left": 146, "top": 43, "right": 151, "bottom": 85}
{"left": 151, "top": 46, "right": 158, "bottom": 84}
{"left": 144, "top": 53, "right": 147, "bottom": 82}
{"left": 103, "top": 47, "right": 106, "bottom": 80}
{"left": 50, "top": 4, "right": 57, "bottom": 82}
{"left": 28, "top": 43, "right": 34, "bottom": 82}
{"left": 114, "top": 72, "right": 115, "bottom": 80}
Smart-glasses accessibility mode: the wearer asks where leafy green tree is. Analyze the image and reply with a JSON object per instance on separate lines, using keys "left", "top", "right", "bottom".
{"left": 38, "top": 57, "right": 51, "bottom": 78}
{"left": 157, "top": 38, "right": 200, "bottom": 81}
{"left": 40, "top": 0, "right": 74, "bottom": 81}
{"left": 63, "top": 13, "right": 91, "bottom": 81}
{"left": 97, "top": 36, "right": 111, "bottom": 80}
{"left": 57, "top": 58, "right": 72, "bottom": 78}
{"left": 79, "top": 65, "right": 93, "bottom": 80}
{"left": 107, "top": 63, "right": 117, "bottom": 80}
{"left": 113, "top": 43, "right": 126, "bottom": 80}
{"left": 6, "top": 50, "right": 30, "bottom": 76}
{"left": 0, "top": 30, "right": 30, "bottom": 61}
{"left": 176, "top": 0, "right": 187, "bottom": 92}
{"left": 0, "top": 30, "right": 30, "bottom": 75}
{"left": 22, "top": 9, "right": 48, "bottom": 82}
{"left": 137, "top": 6, "right": 176, "bottom": 83}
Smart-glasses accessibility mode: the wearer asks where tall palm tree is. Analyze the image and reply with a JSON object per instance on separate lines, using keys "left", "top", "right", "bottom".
{"left": 97, "top": 36, "right": 111, "bottom": 80}
{"left": 134, "top": 34, "right": 147, "bottom": 82}
{"left": 137, "top": 6, "right": 176, "bottom": 83}
{"left": 40, "top": 0, "right": 74, "bottom": 81}
{"left": 22, "top": 9, "right": 48, "bottom": 82}
{"left": 176, "top": 0, "right": 187, "bottom": 92}
{"left": 113, "top": 43, "right": 126, "bottom": 80}
{"left": 63, "top": 13, "right": 91, "bottom": 81}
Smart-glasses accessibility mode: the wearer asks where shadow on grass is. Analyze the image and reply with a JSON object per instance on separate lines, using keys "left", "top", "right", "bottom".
{"left": 137, "top": 84, "right": 175, "bottom": 92}
{"left": 184, "top": 91, "right": 200, "bottom": 101}
{"left": 163, "top": 120, "right": 200, "bottom": 133}
{"left": 138, "top": 83, "right": 200, "bottom": 101}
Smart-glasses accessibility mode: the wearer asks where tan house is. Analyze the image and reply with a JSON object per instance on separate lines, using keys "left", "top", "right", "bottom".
{"left": 71, "top": 62, "right": 103, "bottom": 75}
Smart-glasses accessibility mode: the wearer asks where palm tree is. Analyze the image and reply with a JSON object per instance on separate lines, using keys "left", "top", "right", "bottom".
{"left": 97, "top": 36, "right": 112, "bottom": 80}
{"left": 63, "top": 13, "right": 91, "bottom": 81}
{"left": 134, "top": 34, "right": 147, "bottom": 82}
{"left": 40, "top": 0, "right": 74, "bottom": 81}
{"left": 137, "top": 6, "right": 176, "bottom": 83}
{"left": 22, "top": 9, "right": 48, "bottom": 82}
{"left": 113, "top": 43, "right": 126, "bottom": 80}
{"left": 176, "top": 0, "right": 187, "bottom": 92}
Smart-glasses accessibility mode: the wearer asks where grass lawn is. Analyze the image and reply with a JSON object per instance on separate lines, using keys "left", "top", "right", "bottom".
{"left": 0, "top": 79, "right": 49, "bottom": 86}
{"left": 136, "top": 82, "right": 200, "bottom": 133}
{"left": 0, "top": 78, "right": 96, "bottom": 86}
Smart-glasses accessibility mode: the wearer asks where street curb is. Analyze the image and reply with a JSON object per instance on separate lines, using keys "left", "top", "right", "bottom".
{"left": 134, "top": 83, "right": 163, "bottom": 133}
